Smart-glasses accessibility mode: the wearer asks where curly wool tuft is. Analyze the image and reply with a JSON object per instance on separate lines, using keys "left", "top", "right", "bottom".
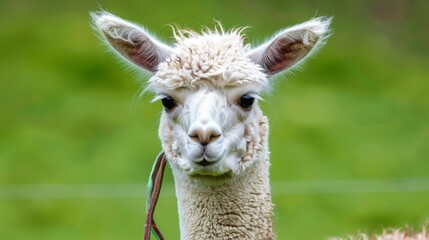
{"left": 329, "top": 224, "right": 429, "bottom": 240}
{"left": 149, "top": 27, "right": 267, "bottom": 91}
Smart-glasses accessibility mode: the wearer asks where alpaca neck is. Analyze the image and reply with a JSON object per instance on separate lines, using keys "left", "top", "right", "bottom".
{"left": 172, "top": 158, "right": 275, "bottom": 240}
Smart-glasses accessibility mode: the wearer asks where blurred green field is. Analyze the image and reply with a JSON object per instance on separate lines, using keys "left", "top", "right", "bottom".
{"left": 1, "top": 0, "right": 429, "bottom": 239}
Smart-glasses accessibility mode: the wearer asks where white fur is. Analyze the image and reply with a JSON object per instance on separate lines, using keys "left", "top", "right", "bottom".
{"left": 92, "top": 12, "right": 330, "bottom": 240}
{"left": 329, "top": 225, "right": 429, "bottom": 240}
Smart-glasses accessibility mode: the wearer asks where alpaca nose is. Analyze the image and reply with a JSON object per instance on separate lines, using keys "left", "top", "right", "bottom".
{"left": 188, "top": 123, "right": 222, "bottom": 146}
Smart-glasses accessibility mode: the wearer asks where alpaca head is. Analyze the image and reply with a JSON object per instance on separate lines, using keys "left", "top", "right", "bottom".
{"left": 93, "top": 12, "right": 331, "bottom": 181}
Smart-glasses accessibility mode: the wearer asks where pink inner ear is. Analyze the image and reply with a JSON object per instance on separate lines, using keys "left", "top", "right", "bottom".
{"left": 129, "top": 38, "right": 159, "bottom": 72}
{"left": 268, "top": 59, "right": 294, "bottom": 75}
{"left": 264, "top": 38, "right": 309, "bottom": 75}
{"left": 105, "top": 32, "right": 160, "bottom": 72}
{"left": 121, "top": 36, "right": 159, "bottom": 72}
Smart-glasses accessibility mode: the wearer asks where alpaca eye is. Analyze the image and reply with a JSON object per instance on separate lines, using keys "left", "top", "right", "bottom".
{"left": 239, "top": 94, "right": 255, "bottom": 109}
{"left": 161, "top": 96, "right": 176, "bottom": 110}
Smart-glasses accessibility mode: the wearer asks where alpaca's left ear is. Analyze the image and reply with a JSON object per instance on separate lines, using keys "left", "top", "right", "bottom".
{"left": 247, "top": 17, "right": 332, "bottom": 76}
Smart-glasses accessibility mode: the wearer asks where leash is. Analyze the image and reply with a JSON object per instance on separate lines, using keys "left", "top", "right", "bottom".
{"left": 144, "top": 152, "right": 167, "bottom": 240}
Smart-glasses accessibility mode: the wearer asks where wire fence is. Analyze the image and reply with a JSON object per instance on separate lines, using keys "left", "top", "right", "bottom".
{"left": 1, "top": 177, "right": 429, "bottom": 200}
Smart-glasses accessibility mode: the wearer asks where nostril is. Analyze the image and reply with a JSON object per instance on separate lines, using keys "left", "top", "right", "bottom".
{"left": 210, "top": 133, "right": 221, "bottom": 142}
{"left": 189, "top": 134, "right": 199, "bottom": 143}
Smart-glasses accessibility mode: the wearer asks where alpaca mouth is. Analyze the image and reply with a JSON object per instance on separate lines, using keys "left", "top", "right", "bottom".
{"left": 193, "top": 157, "right": 217, "bottom": 167}
{"left": 189, "top": 159, "right": 232, "bottom": 179}
{"left": 198, "top": 158, "right": 213, "bottom": 167}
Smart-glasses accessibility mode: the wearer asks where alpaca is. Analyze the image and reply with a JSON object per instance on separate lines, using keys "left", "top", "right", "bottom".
{"left": 92, "top": 12, "right": 330, "bottom": 240}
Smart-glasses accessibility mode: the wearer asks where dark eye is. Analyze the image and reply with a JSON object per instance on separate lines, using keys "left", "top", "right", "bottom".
{"left": 239, "top": 94, "right": 255, "bottom": 109}
{"left": 161, "top": 96, "right": 176, "bottom": 110}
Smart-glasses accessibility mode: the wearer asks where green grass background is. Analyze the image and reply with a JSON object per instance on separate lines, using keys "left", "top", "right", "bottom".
{"left": 1, "top": 0, "right": 428, "bottom": 239}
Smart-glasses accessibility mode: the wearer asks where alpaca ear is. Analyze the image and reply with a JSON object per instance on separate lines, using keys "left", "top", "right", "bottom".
{"left": 91, "top": 12, "right": 174, "bottom": 72}
{"left": 247, "top": 17, "right": 332, "bottom": 76}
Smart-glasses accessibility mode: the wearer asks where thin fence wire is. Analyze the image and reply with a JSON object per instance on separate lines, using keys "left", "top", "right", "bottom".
{"left": 1, "top": 177, "right": 429, "bottom": 200}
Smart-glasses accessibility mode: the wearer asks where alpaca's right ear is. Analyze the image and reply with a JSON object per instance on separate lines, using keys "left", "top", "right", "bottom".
{"left": 91, "top": 12, "right": 174, "bottom": 72}
{"left": 247, "top": 17, "right": 332, "bottom": 76}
